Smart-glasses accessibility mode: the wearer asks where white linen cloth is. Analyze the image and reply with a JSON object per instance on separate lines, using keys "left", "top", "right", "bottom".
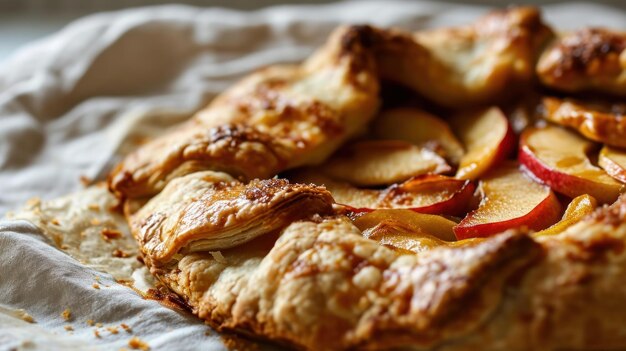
{"left": 0, "top": 1, "right": 624, "bottom": 350}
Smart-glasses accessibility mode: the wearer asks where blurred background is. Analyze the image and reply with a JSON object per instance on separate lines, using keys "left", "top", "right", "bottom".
{"left": 1, "top": 0, "right": 625, "bottom": 61}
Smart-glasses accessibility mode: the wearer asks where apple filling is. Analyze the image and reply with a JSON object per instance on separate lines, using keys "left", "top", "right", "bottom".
{"left": 286, "top": 102, "right": 626, "bottom": 248}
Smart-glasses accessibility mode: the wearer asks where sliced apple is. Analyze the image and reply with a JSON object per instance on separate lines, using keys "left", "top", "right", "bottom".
{"left": 454, "top": 162, "right": 562, "bottom": 240}
{"left": 323, "top": 140, "right": 450, "bottom": 186}
{"left": 519, "top": 125, "right": 624, "bottom": 204}
{"left": 289, "top": 171, "right": 474, "bottom": 216}
{"left": 372, "top": 108, "right": 465, "bottom": 164}
{"left": 599, "top": 145, "right": 626, "bottom": 184}
{"left": 534, "top": 194, "right": 597, "bottom": 237}
{"left": 354, "top": 209, "right": 484, "bottom": 254}
{"left": 353, "top": 209, "right": 456, "bottom": 253}
{"left": 451, "top": 107, "right": 515, "bottom": 180}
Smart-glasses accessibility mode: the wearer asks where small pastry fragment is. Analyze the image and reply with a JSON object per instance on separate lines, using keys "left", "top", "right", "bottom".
{"left": 377, "top": 6, "right": 554, "bottom": 107}
{"left": 542, "top": 97, "right": 626, "bottom": 148}
{"left": 129, "top": 171, "right": 334, "bottom": 265}
{"left": 537, "top": 28, "right": 626, "bottom": 96}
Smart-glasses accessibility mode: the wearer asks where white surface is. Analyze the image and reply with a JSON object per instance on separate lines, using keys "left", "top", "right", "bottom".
{"left": 0, "top": 1, "right": 625, "bottom": 350}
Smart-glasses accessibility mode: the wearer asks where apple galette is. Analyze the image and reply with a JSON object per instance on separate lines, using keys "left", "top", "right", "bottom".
{"left": 108, "top": 7, "right": 626, "bottom": 350}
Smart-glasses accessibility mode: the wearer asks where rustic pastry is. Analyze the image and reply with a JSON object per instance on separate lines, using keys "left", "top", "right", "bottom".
{"left": 108, "top": 26, "right": 381, "bottom": 199}
{"left": 133, "top": 197, "right": 626, "bottom": 350}
{"left": 109, "top": 6, "right": 554, "bottom": 200}
{"left": 542, "top": 96, "right": 626, "bottom": 147}
{"left": 107, "top": 6, "right": 626, "bottom": 351}
{"left": 537, "top": 28, "right": 626, "bottom": 96}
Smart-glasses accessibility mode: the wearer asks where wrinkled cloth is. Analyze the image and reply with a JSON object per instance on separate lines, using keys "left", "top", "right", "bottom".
{"left": 0, "top": 1, "right": 624, "bottom": 350}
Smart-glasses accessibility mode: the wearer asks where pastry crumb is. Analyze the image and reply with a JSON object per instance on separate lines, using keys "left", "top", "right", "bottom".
{"left": 61, "top": 309, "right": 72, "bottom": 321}
{"left": 94, "top": 329, "right": 101, "bottom": 338}
{"left": 101, "top": 228, "right": 123, "bottom": 241}
{"left": 13, "top": 309, "right": 35, "bottom": 323}
{"left": 96, "top": 322, "right": 103, "bottom": 328}
{"left": 112, "top": 249, "right": 130, "bottom": 258}
{"left": 91, "top": 218, "right": 101, "bottom": 225}
{"left": 121, "top": 323, "right": 132, "bottom": 332}
{"left": 80, "top": 175, "right": 92, "bottom": 186}
{"left": 60, "top": 244, "right": 69, "bottom": 250}
{"left": 22, "top": 314, "right": 35, "bottom": 323}
{"left": 26, "top": 197, "right": 41, "bottom": 207}
{"left": 107, "top": 326, "right": 119, "bottom": 334}
{"left": 210, "top": 251, "right": 226, "bottom": 263}
{"left": 86, "top": 319, "right": 95, "bottom": 326}
{"left": 128, "top": 336, "right": 150, "bottom": 350}
{"left": 88, "top": 203, "right": 100, "bottom": 211}
{"left": 64, "top": 325, "right": 74, "bottom": 331}
{"left": 93, "top": 283, "right": 100, "bottom": 289}
{"left": 51, "top": 218, "right": 60, "bottom": 225}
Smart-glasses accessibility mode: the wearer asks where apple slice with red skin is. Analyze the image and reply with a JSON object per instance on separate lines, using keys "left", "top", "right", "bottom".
{"left": 372, "top": 108, "right": 465, "bottom": 164}
{"left": 519, "top": 125, "right": 624, "bottom": 204}
{"left": 599, "top": 145, "right": 626, "bottom": 184}
{"left": 454, "top": 162, "right": 562, "bottom": 240}
{"left": 289, "top": 171, "right": 475, "bottom": 216}
{"left": 323, "top": 140, "right": 451, "bottom": 187}
{"left": 354, "top": 209, "right": 483, "bottom": 254}
{"left": 534, "top": 194, "right": 597, "bottom": 237}
{"left": 451, "top": 107, "right": 516, "bottom": 180}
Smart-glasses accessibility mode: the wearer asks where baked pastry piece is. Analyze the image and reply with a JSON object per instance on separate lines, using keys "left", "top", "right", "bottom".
{"left": 109, "top": 25, "right": 381, "bottom": 199}
{"left": 542, "top": 96, "right": 626, "bottom": 147}
{"left": 108, "top": 6, "right": 626, "bottom": 351}
{"left": 537, "top": 28, "right": 626, "bottom": 96}
{"left": 375, "top": 6, "right": 554, "bottom": 107}
{"left": 129, "top": 171, "right": 334, "bottom": 265}
{"left": 109, "top": 6, "right": 554, "bottom": 200}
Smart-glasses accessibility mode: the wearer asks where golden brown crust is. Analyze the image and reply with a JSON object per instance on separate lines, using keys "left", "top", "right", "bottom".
{"left": 537, "top": 28, "right": 626, "bottom": 96}
{"left": 140, "top": 198, "right": 626, "bottom": 351}
{"left": 542, "top": 96, "right": 626, "bottom": 147}
{"left": 129, "top": 171, "right": 334, "bottom": 265}
{"left": 109, "top": 9, "right": 556, "bottom": 199}
{"left": 153, "top": 217, "right": 540, "bottom": 350}
{"left": 376, "top": 6, "right": 554, "bottom": 107}
{"left": 109, "top": 26, "right": 381, "bottom": 199}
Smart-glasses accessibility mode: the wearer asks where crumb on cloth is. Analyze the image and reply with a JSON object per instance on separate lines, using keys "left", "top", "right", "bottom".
{"left": 61, "top": 308, "right": 71, "bottom": 321}
{"left": 113, "top": 249, "right": 130, "bottom": 258}
{"left": 128, "top": 336, "right": 150, "bottom": 350}
{"left": 101, "top": 228, "right": 123, "bottom": 241}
